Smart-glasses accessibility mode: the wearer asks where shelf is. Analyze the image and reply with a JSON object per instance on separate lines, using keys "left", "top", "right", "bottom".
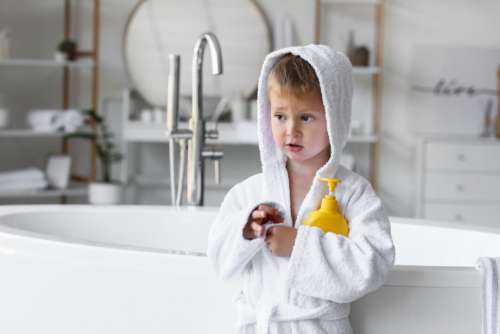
{"left": 321, "top": 0, "right": 380, "bottom": 4}
{"left": 0, "top": 129, "right": 92, "bottom": 138}
{"left": 349, "top": 134, "right": 378, "bottom": 143}
{"left": 0, "top": 186, "right": 88, "bottom": 199}
{"left": 123, "top": 121, "right": 378, "bottom": 145}
{"left": 132, "top": 175, "right": 233, "bottom": 191}
{"left": 0, "top": 58, "right": 93, "bottom": 69}
{"left": 123, "top": 121, "right": 256, "bottom": 144}
{"left": 353, "top": 66, "right": 380, "bottom": 75}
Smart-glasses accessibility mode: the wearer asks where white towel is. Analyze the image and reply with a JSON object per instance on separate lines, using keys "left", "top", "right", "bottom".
{"left": 0, "top": 179, "right": 48, "bottom": 192}
{"left": 62, "top": 109, "right": 84, "bottom": 132}
{"left": 0, "top": 168, "right": 46, "bottom": 184}
{"left": 477, "top": 257, "right": 500, "bottom": 334}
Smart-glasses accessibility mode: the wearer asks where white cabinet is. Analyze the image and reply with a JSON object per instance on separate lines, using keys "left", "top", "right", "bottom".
{"left": 416, "top": 136, "right": 500, "bottom": 227}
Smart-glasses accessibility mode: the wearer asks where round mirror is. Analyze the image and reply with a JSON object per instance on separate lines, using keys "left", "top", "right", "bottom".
{"left": 123, "top": 0, "right": 272, "bottom": 107}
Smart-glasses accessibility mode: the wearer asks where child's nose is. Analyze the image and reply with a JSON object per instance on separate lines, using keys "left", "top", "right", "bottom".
{"left": 286, "top": 120, "right": 302, "bottom": 137}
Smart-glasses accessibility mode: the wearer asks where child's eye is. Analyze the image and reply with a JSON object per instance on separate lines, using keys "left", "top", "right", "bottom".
{"left": 273, "top": 114, "right": 285, "bottom": 121}
{"left": 301, "top": 114, "right": 314, "bottom": 123}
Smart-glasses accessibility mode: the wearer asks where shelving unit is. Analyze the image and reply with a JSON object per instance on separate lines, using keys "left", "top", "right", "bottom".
{"left": 314, "top": 0, "right": 383, "bottom": 189}
{"left": 0, "top": 0, "right": 101, "bottom": 200}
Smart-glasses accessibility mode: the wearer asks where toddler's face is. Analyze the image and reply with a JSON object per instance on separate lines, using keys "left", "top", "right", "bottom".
{"left": 268, "top": 78, "right": 330, "bottom": 163}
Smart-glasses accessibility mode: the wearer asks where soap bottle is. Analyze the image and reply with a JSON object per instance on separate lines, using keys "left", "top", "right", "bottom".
{"left": 302, "top": 178, "right": 349, "bottom": 236}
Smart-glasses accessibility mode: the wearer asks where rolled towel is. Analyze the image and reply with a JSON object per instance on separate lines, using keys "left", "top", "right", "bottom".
{"left": 477, "top": 257, "right": 500, "bottom": 334}
{"left": 63, "top": 109, "right": 84, "bottom": 132}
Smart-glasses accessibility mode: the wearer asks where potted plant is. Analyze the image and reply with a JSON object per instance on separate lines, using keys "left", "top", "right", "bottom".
{"left": 55, "top": 38, "right": 78, "bottom": 61}
{"left": 65, "top": 109, "right": 124, "bottom": 205}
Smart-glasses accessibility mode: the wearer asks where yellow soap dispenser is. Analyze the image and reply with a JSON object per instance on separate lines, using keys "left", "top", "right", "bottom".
{"left": 303, "top": 178, "right": 349, "bottom": 237}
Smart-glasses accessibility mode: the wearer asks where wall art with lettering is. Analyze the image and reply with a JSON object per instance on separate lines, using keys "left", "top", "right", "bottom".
{"left": 410, "top": 45, "right": 499, "bottom": 135}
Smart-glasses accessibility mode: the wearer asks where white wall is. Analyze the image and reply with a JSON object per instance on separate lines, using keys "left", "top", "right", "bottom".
{"left": 74, "top": 0, "right": 315, "bottom": 99}
{"left": 378, "top": 0, "right": 500, "bottom": 216}
{"left": 2, "top": 0, "right": 499, "bottom": 214}
{"left": 73, "top": 0, "right": 316, "bottom": 206}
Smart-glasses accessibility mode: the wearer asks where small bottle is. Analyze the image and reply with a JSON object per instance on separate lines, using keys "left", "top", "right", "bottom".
{"left": 496, "top": 67, "right": 500, "bottom": 139}
{"left": 346, "top": 30, "right": 355, "bottom": 64}
{"left": 302, "top": 178, "right": 349, "bottom": 236}
{"left": 0, "top": 94, "right": 8, "bottom": 128}
{"left": 480, "top": 99, "right": 493, "bottom": 138}
{"left": 230, "top": 94, "right": 247, "bottom": 122}
{"left": 495, "top": 110, "right": 500, "bottom": 139}
{"left": 0, "top": 29, "right": 11, "bottom": 60}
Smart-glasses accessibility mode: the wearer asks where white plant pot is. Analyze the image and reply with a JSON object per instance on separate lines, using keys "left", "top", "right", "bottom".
{"left": 88, "top": 182, "right": 122, "bottom": 205}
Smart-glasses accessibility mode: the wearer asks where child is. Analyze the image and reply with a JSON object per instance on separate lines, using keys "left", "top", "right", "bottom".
{"left": 207, "top": 45, "right": 395, "bottom": 334}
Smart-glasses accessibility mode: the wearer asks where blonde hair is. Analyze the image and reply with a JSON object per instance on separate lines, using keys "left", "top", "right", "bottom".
{"left": 268, "top": 53, "right": 321, "bottom": 99}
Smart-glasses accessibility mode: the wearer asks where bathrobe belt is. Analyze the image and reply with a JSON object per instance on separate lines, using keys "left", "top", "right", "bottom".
{"left": 236, "top": 299, "right": 350, "bottom": 334}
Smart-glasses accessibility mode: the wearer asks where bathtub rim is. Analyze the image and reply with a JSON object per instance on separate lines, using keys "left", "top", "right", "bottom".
{"left": 1, "top": 205, "right": 497, "bottom": 235}
{"left": 0, "top": 205, "right": 488, "bottom": 288}
{"left": 0, "top": 205, "right": 217, "bottom": 258}
{"left": 1, "top": 205, "right": 498, "bottom": 254}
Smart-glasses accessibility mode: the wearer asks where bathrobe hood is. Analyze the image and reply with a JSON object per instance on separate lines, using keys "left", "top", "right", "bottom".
{"left": 256, "top": 44, "right": 353, "bottom": 178}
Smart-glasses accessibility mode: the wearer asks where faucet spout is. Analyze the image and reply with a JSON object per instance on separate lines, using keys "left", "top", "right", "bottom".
{"left": 187, "top": 32, "right": 224, "bottom": 206}
{"left": 191, "top": 32, "right": 223, "bottom": 121}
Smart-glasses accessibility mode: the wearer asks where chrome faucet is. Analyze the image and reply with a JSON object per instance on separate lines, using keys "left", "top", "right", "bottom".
{"left": 166, "top": 32, "right": 224, "bottom": 206}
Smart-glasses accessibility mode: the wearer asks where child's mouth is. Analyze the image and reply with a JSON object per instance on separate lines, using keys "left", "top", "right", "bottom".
{"left": 286, "top": 143, "right": 303, "bottom": 153}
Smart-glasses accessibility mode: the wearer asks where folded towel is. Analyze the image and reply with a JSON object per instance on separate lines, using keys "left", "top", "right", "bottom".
{"left": 0, "top": 179, "right": 48, "bottom": 192}
{"left": 0, "top": 168, "right": 46, "bottom": 184}
{"left": 477, "top": 257, "right": 500, "bottom": 334}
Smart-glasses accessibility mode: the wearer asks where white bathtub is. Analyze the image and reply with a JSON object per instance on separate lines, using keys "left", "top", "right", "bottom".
{"left": 0, "top": 205, "right": 499, "bottom": 334}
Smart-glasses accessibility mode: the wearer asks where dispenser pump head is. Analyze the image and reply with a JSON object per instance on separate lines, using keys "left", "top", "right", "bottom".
{"left": 319, "top": 178, "right": 341, "bottom": 195}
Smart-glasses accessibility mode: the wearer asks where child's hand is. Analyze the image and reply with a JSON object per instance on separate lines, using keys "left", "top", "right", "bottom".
{"left": 265, "top": 225, "right": 297, "bottom": 257}
{"left": 243, "top": 204, "right": 284, "bottom": 240}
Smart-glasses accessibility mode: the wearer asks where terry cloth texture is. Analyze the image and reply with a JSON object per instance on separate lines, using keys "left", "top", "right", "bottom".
{"left": 208, "top": 44, "right": 395, "bottom": 334}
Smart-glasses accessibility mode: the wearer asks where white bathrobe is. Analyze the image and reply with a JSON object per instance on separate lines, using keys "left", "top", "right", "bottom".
{"left": 207, "top": 45, "right": 395, "bottom": 334}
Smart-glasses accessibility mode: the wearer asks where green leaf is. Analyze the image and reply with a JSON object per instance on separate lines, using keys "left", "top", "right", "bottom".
{"left": 63, "top": 132, "right": 96, "bottom": 140}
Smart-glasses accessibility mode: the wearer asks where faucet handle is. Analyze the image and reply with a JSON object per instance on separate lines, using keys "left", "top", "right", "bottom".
{"left": 202, "top": 146, "right": 224, "bottom": 185}
{"left": 205, "top": 128, "right": 219, "bottom": 140}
